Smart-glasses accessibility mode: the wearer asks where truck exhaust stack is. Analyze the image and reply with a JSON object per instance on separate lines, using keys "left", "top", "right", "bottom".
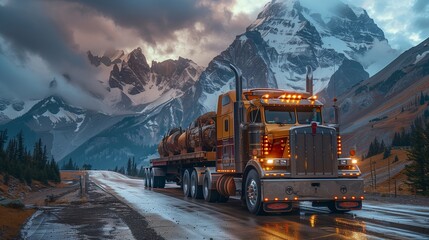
{"left": 306, "top": 65, "right": 313, "bottom": 96}
{"left": 229, "top": 63, "right": 243, "bottom": 171}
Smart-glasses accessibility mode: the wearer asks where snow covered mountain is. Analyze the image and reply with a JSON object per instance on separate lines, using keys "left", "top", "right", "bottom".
{"left": 0, "top": 98, "right": 38, "bottom": 124}
{"left": 92, "top": 47, "right": 204, "bottom": 113}
{"left": 191, "top": 0, "right": 391, "bottom": 116}
{"left": 0, "top": 96, "right": 125, "bottom": 161}
{"left": 63, "top": 0, "right": 397, "bottom": 168}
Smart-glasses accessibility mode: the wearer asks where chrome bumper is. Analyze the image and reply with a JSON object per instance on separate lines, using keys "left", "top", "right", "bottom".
{"left": 261, "top": 178, "right": 364, "bottom": 201}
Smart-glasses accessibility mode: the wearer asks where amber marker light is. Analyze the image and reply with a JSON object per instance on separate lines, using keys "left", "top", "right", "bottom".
{"left": 264, "top": 198, "right": 269, "bottom": 202}
{"left": 294, "top": 197, "right": 298, "bottom": 201}
{"left": 274, "top": 198, "right": 279, "bottom": 201}
{"left": 334, "top": 196, "right": 338, "bottom": 200}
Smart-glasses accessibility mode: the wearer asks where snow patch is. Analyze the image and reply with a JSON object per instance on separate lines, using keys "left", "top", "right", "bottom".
{"left": 414, "top": 51, "right": 429, "bottom": 64}
{"left": 36, "top": 107, "right": 85, "bottom": 126}
{"left": 74, "top": 115, "right": 86, "bottom": 132}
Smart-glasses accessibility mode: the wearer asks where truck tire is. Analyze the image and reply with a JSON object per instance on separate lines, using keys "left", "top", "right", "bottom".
{"left": 203, "top": 172, "right": 219, "bottom": 202}
{"left": 183, "top": 169, "right": 191, "bottom": 197}
{"left": 144, "top": 169, "right": 149, "bottom": 187}
{"left": 245, "top": 169, "right": 264, "bottom": 215}
{"left": 150, "top": 168, "right": 157, "bottom": 188}
{"left": 191, "top": 169, "right": 203, "bottom": 199}
{"left": 156, "top": 176, "right": 166, "bottom": 188}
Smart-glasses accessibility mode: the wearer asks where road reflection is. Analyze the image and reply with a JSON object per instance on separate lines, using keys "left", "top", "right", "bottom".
{"left": 257, "top": 213, "right": 368, "bottom": 239}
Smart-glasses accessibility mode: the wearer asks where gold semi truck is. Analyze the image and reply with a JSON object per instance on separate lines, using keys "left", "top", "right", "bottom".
{"left": 145, "top": 64, "right": 363, "bottom": 214}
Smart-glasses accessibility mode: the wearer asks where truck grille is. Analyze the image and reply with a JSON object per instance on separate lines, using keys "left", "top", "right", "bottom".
{"left": 290, "top": 125, "right": 338, "bottom": 178}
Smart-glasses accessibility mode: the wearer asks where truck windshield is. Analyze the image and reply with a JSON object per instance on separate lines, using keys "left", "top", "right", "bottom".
{"left": 265, "top": 107, "right": 296, "bottom": 124}
{"left": 296, "top": 107, "right": 322, "bottom": 124}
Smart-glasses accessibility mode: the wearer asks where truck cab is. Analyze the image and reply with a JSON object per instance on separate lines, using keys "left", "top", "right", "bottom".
{"left": 215, "top": 88, "right": 363, "bottom": 214}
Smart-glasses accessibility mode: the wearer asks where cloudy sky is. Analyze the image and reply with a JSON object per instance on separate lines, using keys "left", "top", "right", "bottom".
{"left": 0, "top": 0, "right": 428, "bottom": 105}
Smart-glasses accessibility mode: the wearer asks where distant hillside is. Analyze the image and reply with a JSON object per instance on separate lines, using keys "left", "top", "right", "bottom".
{"left": 337, "top": 37, "right": 429, "bottom": 156}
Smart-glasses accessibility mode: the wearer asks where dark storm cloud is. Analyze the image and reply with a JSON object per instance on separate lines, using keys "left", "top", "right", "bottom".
{"left": 0, "top": 0, "right": 109, "bottom": 111}
{"left": 71, "top": 0, "right": 212, "bottom": 45}
{"left": 0, "top": 1, "right": 83, "bottom": 69}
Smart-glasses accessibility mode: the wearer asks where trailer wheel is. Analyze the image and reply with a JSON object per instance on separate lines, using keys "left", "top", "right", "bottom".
{"left": 156, "top": 176, "right": 166, "bottom": 188}
{"left": 147, "top": 168, "right": 153, "bottom": 188}
{"left": 144, "top": 169, "right": 149, "bottom": 187}
{"left": 327, "top": 201, "right": 351, "bottom": 213}
{"left": 183, "top": 169, "right": 192, "bottom": 197}
{"left": 150, "top": 168, "right": 156, "bottom": 188}
{"left": 203, "top": 172, "right": 219, "bottom": 202}
{"left": 191, "top": 170, "right": 203, "bottom": 199}
{"left": 245, "top": 169, "right": 264, "bottom": 215}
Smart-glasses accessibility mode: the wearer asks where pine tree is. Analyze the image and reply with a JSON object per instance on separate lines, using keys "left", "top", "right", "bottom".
{"left": 394, "top": 155, "right": 399, "bottom": 163}
{"left": 127, "top": 157, "right": 132, "bottom": 175}
{"left": 405, "top": 123, "right": 429, "bottom": 195}
{"left": 138, "top": 166, "right": 145, "bottom": 178}
{"left": 420, "top": 92, "right": 425, "bottom": 105}
{"left": 383, "top": 147, "right": 391, "bottom": 159}
{"left": 17, "top": 131, "right": 24, "bottom": 163}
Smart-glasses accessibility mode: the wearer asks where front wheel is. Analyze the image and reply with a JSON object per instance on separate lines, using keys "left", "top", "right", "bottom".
{"left": 245, "top": 169, "right": 264, "bottom": 215}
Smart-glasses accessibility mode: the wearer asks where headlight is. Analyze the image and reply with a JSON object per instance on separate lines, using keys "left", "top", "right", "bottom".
{"left": 351, "top": 159, "right": 358, "bottom": 164}
{"left": 266, "top": 159, "right": 274, "bottom": 164}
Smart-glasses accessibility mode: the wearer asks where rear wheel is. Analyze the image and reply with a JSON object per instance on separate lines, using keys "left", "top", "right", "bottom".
{"left": 144, "top": 169, "right": 149, "bottom": 187}
{"left": 156, "top": 176, "right": 166, "bottom": 188}
{"left": 203, "top": 172, "right": 219, "bottom": 202}
{"left": 150, "top": 168, "right": 157, "bottom": 188}
{"left": 191, "top": 170, "right": 203, "bottom": 199}
{"left": 182, "top": 169, "right": 191, "bottom": 197}
{"left": 245, "top": 169, "right": 264, "bottom": 215}
{"left": 147, "top": 168, "right": 154, "bottom": 187}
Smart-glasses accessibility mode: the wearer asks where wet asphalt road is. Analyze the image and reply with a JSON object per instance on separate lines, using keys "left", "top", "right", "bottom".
{"left": 90, "top": 171, "right": 429, "bottom": 240}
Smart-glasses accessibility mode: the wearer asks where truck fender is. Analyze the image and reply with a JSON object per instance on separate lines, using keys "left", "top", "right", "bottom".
{"left": 242, "top": 160, "right": 263, "bottom": 197}
{"left": 243, "top": 160, "right": 263, "bottom": 178}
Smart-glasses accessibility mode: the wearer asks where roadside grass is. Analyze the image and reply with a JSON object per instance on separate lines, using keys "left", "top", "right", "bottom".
{"left": 0, "top": 206, "right": 35, "bottom": 240}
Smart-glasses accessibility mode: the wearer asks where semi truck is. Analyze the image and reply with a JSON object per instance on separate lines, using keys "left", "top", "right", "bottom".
{"left": 144, "top": 64, "right": 363, "bottom": 215}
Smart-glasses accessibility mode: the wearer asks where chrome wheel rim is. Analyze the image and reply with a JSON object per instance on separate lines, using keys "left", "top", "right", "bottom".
{"left": 183, "top": 171, "right": 189, "bottom": 195}
{"left": 203, "top": 178, "right": 209, "bottom": 199}
{"left": 247, "top": 179, "right": 258, "bottom": 207}
{"left": 191, "top": 173, "right": 196, "bottom": 196}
